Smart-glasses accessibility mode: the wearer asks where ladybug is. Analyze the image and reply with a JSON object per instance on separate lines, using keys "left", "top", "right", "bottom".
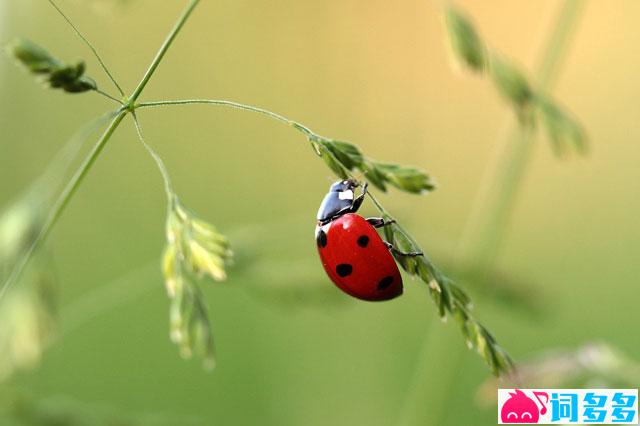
{"left": 315, "top": 179, "right": 422, "bottom": 301}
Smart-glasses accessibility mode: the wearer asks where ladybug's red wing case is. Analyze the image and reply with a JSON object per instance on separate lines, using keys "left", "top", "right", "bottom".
{"left": 316, "top": 213, "right": 403, "bottom": 301}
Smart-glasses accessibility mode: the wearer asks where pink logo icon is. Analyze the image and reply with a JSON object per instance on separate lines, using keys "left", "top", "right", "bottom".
{"left": 501, "top": 389, "right": 549, "bottom": 423}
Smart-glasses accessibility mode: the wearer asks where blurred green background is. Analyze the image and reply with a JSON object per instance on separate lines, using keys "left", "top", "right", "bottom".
{"left": 1, "top": 0, "right": 639, "bottom": 425}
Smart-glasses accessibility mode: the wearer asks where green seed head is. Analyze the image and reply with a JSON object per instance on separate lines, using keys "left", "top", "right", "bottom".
{"left": 6, "top": 38, "right": 61, "bottom": 74}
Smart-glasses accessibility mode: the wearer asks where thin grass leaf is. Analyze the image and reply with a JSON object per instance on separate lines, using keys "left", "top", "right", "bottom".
{"left": 372, "top": 161, "right": 436, "bottom": 194}
{"left": 536, "top": 95, "right": 587, "bottom": 155}
{"left": 362, "top": 162, "right": 388, "bottom": 191}
{"left": 321, "top": 140, "right": 364, "bottom": 170}
{"left": 319, "top": 146, "right": 350, "bottom": 179}
{"left": 444, "top": 6, "right": 487, "bottom": 72}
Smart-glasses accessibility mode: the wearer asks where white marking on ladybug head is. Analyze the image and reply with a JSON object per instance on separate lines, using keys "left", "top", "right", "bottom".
{"left": 338, "top": 190, "right": 354, "bottom": 200}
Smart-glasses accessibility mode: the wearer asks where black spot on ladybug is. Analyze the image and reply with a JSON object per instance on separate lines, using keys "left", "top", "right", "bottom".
{"left": 316, "top": 229, "right": 327, "bottom": 248}
{"left": 357, "top": 235, "right": 369, "bottom": 248}
{"left": 336, "top": 263, "right": 353, "bottom": 277}
{"left": 377, "top": 276, "right": 394, "bottom": 291}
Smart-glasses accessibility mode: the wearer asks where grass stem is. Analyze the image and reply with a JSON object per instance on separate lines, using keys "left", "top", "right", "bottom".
{"left": 137, "top": 99, "right": 316, "bottom": 137}
{"left": 131, "top": 112, "right": 175, "bottom": 200}
{"left": 129, "top": 0, "right": 201, "bottom": 103}
{"left": 1, "top": 0, "right": 202, "bottom": 301}
{"left": 94, "top": 88, "right": 124, "bottom": 104}
{"left": 47, "top": 0, "right": 125, "bottom": 97}
{"left": 396, "top": 2, "right": 586, "bottom": 425}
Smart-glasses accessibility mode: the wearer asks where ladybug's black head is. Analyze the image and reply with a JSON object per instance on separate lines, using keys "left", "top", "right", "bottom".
{"left": 329, "top": 179, "right": 358, "bottom": 193}
{"left": 317, "top": 179, "right": 360, "bottom": 223}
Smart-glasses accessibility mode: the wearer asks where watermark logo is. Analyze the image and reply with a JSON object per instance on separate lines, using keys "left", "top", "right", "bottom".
{"left": 498, "top": 389, "right": 638, "bottom": 424}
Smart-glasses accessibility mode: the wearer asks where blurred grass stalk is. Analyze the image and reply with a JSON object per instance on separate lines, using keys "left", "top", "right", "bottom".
{"left": 397, "top": 1, "right": 586, "bottom": 425}
{"left": 459, "top": 0, "right": 587, "bottom": 268}
{"left": 0, "top": 199, "right": 57, "bottom": 382}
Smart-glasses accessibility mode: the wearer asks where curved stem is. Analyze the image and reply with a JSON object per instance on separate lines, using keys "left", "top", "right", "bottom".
{"left": 47, "top": 0, "right": 125, "bottom": 96}
{"left": 136, "top": 100, "right": 432, "bottom": 252}
{"left": 131, "top": 112, "right": 175, "bottom": 201}
{"left": 136, "top": 99, "right": 316, "bottom": 138}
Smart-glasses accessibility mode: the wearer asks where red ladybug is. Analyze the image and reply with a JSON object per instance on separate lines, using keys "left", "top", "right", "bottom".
{"left": 315, "top": 179, "right": 422, "bottom": 301}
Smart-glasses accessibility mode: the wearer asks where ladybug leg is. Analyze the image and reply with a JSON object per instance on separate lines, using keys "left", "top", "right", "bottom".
{"left": 349, "top": 182, "right": 369, "bottom": 214}
{"left": 366, "top": 217, "right": 396, "bottom": 228}
{"left": 385, "top": 242, "right": 423, "bottom": 257}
